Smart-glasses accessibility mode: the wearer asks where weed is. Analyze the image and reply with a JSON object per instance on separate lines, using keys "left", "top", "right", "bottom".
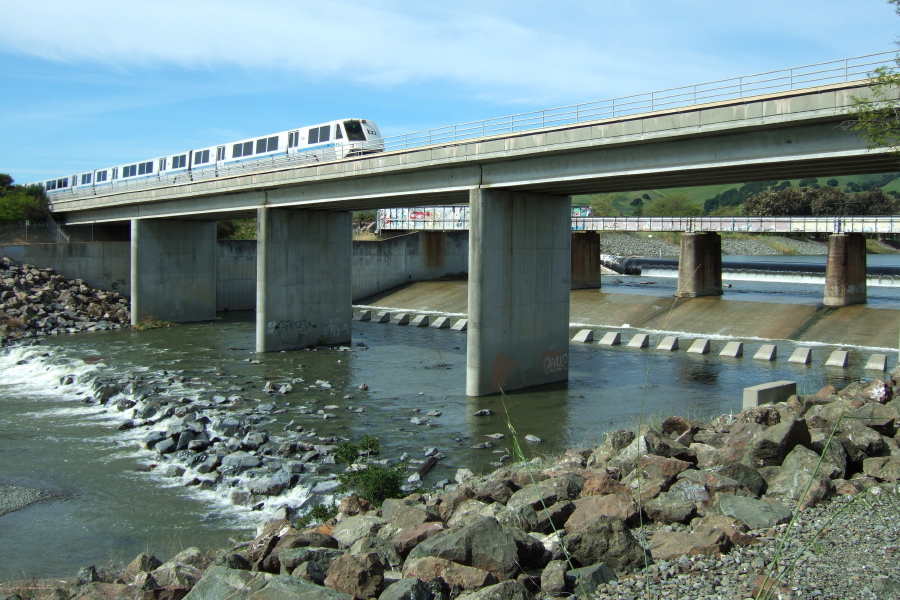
{"left": 131, "top": 316, "right": 173, "bottom": 331}
{"left": 295, "top": 501, "right": 339, "bottom": 528}
{"left": 333, "top": 435, "right": 406, "bottom": 506}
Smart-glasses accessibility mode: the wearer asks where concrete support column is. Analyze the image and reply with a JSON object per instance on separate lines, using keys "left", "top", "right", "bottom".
{"left": 571, "top": 232, "right": 602, "bottom": 289}
{"left": 676, "top": 232, "right": 722, "bottom": 298}
{"left": 130, "top": 219, "right": 217, "bottom": 325}
{"left": 824, "top": 232, "right": 867, "bottom": 306}
{"left": 256, "top": 207, "right": 352, "bottom": 352}
{"left": 466, "top": 188, "right": 571, "bottom": 396}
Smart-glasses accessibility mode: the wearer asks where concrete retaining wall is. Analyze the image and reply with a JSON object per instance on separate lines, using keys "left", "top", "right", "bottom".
{"left": 0, "top": 242, "right": 131, "bottom": 296}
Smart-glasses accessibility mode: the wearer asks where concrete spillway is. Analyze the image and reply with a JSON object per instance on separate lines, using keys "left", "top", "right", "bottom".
{"left": 601, "top": 255, "right": 900, "bottom": 288}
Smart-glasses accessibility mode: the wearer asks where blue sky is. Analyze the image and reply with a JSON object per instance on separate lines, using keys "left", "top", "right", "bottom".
{"left": 1, "top": 0, "right": 898, "bottom": 185}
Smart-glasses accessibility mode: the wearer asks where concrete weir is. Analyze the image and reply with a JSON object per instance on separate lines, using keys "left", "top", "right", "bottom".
{"left": 466, "top": 189, "right": 571, "bottom": 396}
{"left": 130, "top": 219, "right": 216, "bottom": 325}
{"left": 256, "top": 207, "right": 352, "bottom": 352}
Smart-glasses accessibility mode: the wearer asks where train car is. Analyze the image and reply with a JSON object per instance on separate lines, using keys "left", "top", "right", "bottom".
{"left": 36, "top": 118, "right": 384, "bottom": 197}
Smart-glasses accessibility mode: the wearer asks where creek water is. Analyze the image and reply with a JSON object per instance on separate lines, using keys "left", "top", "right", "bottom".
{"left": 1, "top": 262, "right": 897, "bottom": 579}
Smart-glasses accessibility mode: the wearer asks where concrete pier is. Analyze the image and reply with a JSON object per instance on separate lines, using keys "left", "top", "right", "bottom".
{"left": 676, "top": 232, "right": 722, "bottom": 298}
{"left": 466, "top": 189, "right": 571, "bottom": 396}
{"left": 571, "top": 232, "right": 601, "bottom": 289}
{"left": 130, "top": 219, "right": 216, "bottom": 325}
{"left": 256, "top": 208, "right": 352, "bottom": 352}
{"left": 824, "top": 233, "right": 867, "bottom": 306}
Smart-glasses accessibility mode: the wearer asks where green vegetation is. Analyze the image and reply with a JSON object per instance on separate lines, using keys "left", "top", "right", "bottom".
{"left": 216, "top": 218, "right": 256, "bottom": 240}
{"left": 0, "top": 174, "right": 49, "bottom": 224}
{"left": 295, "top": 501, "right": 339, "bottom": 528}
{"left": 642, "top": 192, "right": 702, "bottom": 217}
{"left": 334, "top": 435, "right": 407, "bottom": 506}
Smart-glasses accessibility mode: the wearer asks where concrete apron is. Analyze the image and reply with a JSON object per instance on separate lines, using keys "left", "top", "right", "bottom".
{"left": 466, "top": 189, "right": 572, "bottom": 396}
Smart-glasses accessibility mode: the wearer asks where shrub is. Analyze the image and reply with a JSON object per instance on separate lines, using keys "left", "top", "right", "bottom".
{"left": 333, "top": 435, "right": 406, "bottom": 506}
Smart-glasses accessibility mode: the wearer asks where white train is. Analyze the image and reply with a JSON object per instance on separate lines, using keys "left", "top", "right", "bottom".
{"left": 38, "top": 118, "right": 384, "bottom": 195}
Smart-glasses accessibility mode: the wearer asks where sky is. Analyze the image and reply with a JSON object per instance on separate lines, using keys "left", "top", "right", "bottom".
{"left": 1, "top": 0, "right": 898, "bottom": 185}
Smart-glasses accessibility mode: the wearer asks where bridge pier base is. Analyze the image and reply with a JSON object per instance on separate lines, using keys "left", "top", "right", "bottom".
{"left": 255, "top": 207, "right": 352, "bottom": 352}
{"left": 466, "top": 189, "right": 571, "bottom": 396}
{"left": 130, "top": 219, "right": 217, "bottom": 325}
{"left": 676, "top": 232, "right": 722, "bottom": 298}
{"left": 824, "top": 232, "right": 867, "bottom": 306}
{"left": 571, "top": 232, "right": 602, "bottom": 289}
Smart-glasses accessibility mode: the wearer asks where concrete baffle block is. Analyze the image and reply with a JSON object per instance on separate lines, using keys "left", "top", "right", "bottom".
{"left": 720, "top": 341, "right": 743, "bottom": 357}
{"left": 866, "top": 354, "right": 888, "bottom": 371}
{"left": 451, "top": 319, "right": 468, "bottom": 331}
{"left": 430, "top": 317, "right": 451, "bottom": 329}
{"left": 375, "top": 311, "right": 391, "bottom": 323}
{"left": 687, "top": 339, "right": 711, "bottom": 354}
{"left": 627, "top": 334, "right": 650, "bottom": 348}
{"left": 392, "top": 313, "right": 410, "bottom": 325}
{"left": 753, "top": 344, "right": 777, "bottom": 361}
{"left": 572, "top": 329, "right": 594, "bottom": 343}
{"left": 657, "top": 336, "right": 679, "bottom": 351}
{"left": 788, "top": 347, "right": 812, "bottom": 364}
{"left": 825, "top": 350, "right": 849, "bottom": 367}
{"left": 354, "top": 310, "right": 371, "bottom": 322}
{"left": 743, "top": 380, "right": 797, "bottom": 410}
{"left": 598, "top": 332, "right": 621, "bottom": 346}
{"left": 411, "top": 315, "right": 430, "bottom": 327}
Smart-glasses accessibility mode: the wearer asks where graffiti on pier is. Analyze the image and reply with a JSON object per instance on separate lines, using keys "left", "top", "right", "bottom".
{"left": 322, "top": 318, "right": 350, "bottom": 339}
{"left": 271, "top": 319, "right": 316, "bottom": 345}
{"left": 171, "top": 298, "right": 184, "bottom": 316}
{"left": 541, "top": 348, "right": 568, "bottom": 374}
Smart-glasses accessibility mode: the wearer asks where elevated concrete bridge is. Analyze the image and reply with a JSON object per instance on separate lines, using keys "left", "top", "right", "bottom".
{"left": 45, "top": 52, "right": 900, "bottom": 395}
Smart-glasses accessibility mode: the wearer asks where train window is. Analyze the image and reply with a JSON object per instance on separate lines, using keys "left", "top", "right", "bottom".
{"left": 96, "top": 170, "right": 107, "bottom": 182}
{"left": 193, "top": 150, "right": 210, "bottom": 165}
{"left": 217, "top": 146, "right": 225, "bottom": 161}
{"left": 308, "top": 128, "right": 319, "bottom": 144}
{"left": 343, "top": 120, "right": 367, "bottom": 141}
{"left": 267, "top": 136, "right": 278, "bottom": 151}
{"left": 256, "top": 138, "right": 267, "bottom": 154}
{"left": 335, "top": 124, "right": 343, "bottom": 140}
{"left": 172, "top": 155, "right": 186, "bottom": 169}
{"left": 319, "top": 125, "right": 330, "bottom": 143}
{"left": 112, "top": 167, "right": 119, "bottom": 180}
{"left": 159, "top": 158, "right": 167, "bottom": 172}
{"left": 46, "top": 180, "right": 55, "bottom": 190}
{"left": 138, "top": 161, "right": 153, "bottom": 175}
{"left": 58, "top": 178, "right": 68, "bottom": 188}
{"left": 80, "top": 173, "right": 92, "bottom": 185}
{"left": 123, "top": 165, "right": 137, "bottom": 177}
{"left": 288, "top": 131, "right": 299, "bottom": 148}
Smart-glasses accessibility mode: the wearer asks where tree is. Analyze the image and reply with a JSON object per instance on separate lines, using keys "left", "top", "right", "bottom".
{"left": 808, "top": 186, "right": 853, "bottom": 215}
{"left": 744, "top": 188, "right": 812, "bottom": 216}
{"left": 0, "top": 174, "right": 48, "bottom": 224}
{"left": 588, "top": 193, "right": 621, "bottom": 217}
{"left": 826, "top": 178, "right": 839, "bottom": 187}
{"left": 644, "top": 192, "right": 703, "bottom": 217}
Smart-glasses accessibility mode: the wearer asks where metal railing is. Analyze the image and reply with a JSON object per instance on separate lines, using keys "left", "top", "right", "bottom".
{"left": 377, "top": 207, "right": 900, "bottom": 235}
{"left": 47, "top": 50, "right": 896, "bottom": 207}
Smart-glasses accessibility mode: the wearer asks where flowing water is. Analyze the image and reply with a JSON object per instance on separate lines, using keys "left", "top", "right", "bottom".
{"left": 1, "top": 263, "right": 898, "bottom": 578}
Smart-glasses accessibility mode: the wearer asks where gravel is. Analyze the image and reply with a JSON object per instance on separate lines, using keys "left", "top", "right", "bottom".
{"left": 598, "top": 233, "right": 829, "bottom": 257}
{"left": 0, "top": 484, "right": 54, "bottom": 518}
{"left": 589, "top": 486, "right": 900, "bottom": 600}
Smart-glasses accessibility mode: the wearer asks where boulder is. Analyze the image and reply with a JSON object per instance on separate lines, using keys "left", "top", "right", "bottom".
{"left": 838, "top": 419, "right": 886, "bottom": 458}
{"left": 565, "top": 494, "right": 640, "bottom": 529}
{"left": 706, "top": 463, "right": 766, "bottom": 497}
{"left": 505, "top": 476, "right": 581, "bottom": 513}
{"left": 644, "top": 479, "right": 707, "bottom": 524}
{"left": 580, "top": 473, "right": 628, "bottom": 497}
{"left": 863, "top": 456, "right": 900, "bottom": 481}
{"left": 539, "top": 560, "right": 568, "bottom": 596}
{"left": 406, "top": 516, "right": 520, "bottom": 579}
{"left": 278, "top": 547, "right": 344, "bottom": 574}
{"left": 125, "top": 553, "right": 163, "bottom": 580}
{"left": 677, "top": 468, "right": 752, "bottom": 499}
{"left": 350, "top": 535, "right": 403, "bottom": 571}
{"left": 464, "top": 580, "right": 535, "bottom": 600}
{"left": 291, "top": 561, "right": 326, "bottom": 585}
{"left": 476, "top": 479, "right": 518, "bottom": 505}
{"left": 382, "top": 498, "right": 440, "bottom": 531}
{"left": 323, "top": 553, "right": 384, "bottom": 599}
{"left": 392, "top": 522, "right": 447, "bottom": 557}
{"left": 586, "top": 430, "right": 635, "bottom": 467}
{"left": 379, "top": 577, "right": 434, "bottom": 600}
{"left": 332, "top": 515, "right": 387, "bottom": 547}
{"left": 747, "top": 419, "right": 811, "bottom": 467}
{"left": 713, "top": 494, "right": 792, "bottom": 530}
{"left": 781, "top": 444, "right": 843, "bottom": 480}
{"left": 182, "top": 566, "right": 351, "bottom": 599}
{"left": 562, "top": 516, "right": 645, "bottom": 572}
{"left": 648, "top": 528, "right": 732, "bottom": 560}
{"left": 565, "top": 563, "right": 616, "bottom": 597}
{"left": 402, "top": 557, "right": 498, "bottom": 590}
{"left": 760, "top": 466, "right": 835, "bottom": 508}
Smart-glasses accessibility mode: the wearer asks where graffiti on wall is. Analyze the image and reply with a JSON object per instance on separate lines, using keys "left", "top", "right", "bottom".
{"left": 268, "top": 319, "right": 316, "bottom": 346}
{"left": 541, "top": 348, "right": 569, "bottom": 374}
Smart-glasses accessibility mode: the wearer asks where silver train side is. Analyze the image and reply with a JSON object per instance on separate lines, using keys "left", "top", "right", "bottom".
{"left": 35, "top": 118, "right": 384, "bottom": 196}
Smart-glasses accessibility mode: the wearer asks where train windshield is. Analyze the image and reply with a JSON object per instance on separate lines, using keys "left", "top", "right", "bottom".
{"left": 343, "top": 120, "right": 367, "bottom": 141}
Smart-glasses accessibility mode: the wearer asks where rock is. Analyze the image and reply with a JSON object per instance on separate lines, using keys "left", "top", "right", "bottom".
{"left": 338, "top": 495, "right": 372, "bottom": 516}
{"left": 474, "top": 409, "right": 494, "bottom": 417}
{"left": 381, "top": 498, "right": 440, "bottom": 531}
{"left": 580, "top": 473, "right": 628, "bottom": 497}
{"left": 706, "top": 463, "right": 766, "bottom": 497}
{"left": 747, "top": 418, "right": 811, "bottom": 467}
{"left": 332, "top": 514, "right": 386, "bottom": 547}
{"left": 291, "top": 561, "right": 326, "bottom": 585}
{"left": 182, "top": 565, "right": 351, "bottom": 599}
{"left": 323, "top": 553, "right": 384, "bottom": 599}
{"left": 402, "top": 557, "right": 498, "bottom": 590}
{"left": 565, "top": 494, "right": 640, "bottom": 529}
{"left": 565, "top": 563, "right": 617, "bottom": 597}
{"left": 278, "top": 547, "right": 344, "bottom": 574}
{"left": 465, "top": 580, "right": 535, "bottom": 599}
{"left": 863, "top": 456, "right": 900, "bottom": 481}
{"left": 713, "top": 494, "right": 792, "bottom": 529}
{"left": 506, "top": 476, "right": 581, "bottom": 513}
{"left": 350, "top": 535, "right": 403, "bottom": 571}
{"left": 393, "top": 522, "right": 448, "bottom": 557}
{"left": 152, "top": 562, "right": 202, "bottom": 588}
{"left": 562, "top": 516, "right": 645, "bottom": 572}
{"left": 539, "top": 560, "right": 568, "bottom": 596}
{"left": 782, "top": 444, "right": 843, "bottom": 480}
{"left": 644, "top": 479, "right": 707, "bottom": 524}
{"left": 476, "top": 479, "right": 518, "bottom": 505}
{"left": 210, "top": 553, "right": 252, "bottom": 570}
{"left": 587, "top": 430, "right": 635, "bottom": 467}
{"left": 406, "top": 516, "right": 520, "bottom": 579}
{"left": 760, "top": 466, "right": 835, "bottom": 508}
{"left": 648, "top": 528, "right": 732, "bottom": 560}
{"left": 126, "top": 553, "right": 164, "bottom": 580}
{"left": 379, "top": 577, "right": 435, "bottom": 600}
